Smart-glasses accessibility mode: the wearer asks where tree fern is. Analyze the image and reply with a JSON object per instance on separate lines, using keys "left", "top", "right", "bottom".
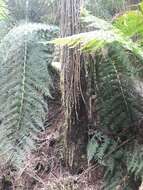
{"left": 53, "top": 8, "right": 143, "bottom": 189}
{"left": 0, "top": 23, "right": 58, "bottom": 167}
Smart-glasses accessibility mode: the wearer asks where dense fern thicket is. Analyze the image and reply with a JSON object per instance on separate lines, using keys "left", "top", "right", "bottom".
{"left": 0, "top": 23, "right": 59, "bottom": 167}
{"left": 0, "top": 0, "right": 143, "bottom": 189}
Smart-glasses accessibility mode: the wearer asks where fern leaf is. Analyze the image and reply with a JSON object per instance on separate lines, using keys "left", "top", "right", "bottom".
{"left": 0, "top": 23, "right": 58, "bottom": 167}
{"left": 113, "top": 10, "right": 143, "bottom": 37}
{"left": 52, "top": 15, "right": 143, "bottom": 60}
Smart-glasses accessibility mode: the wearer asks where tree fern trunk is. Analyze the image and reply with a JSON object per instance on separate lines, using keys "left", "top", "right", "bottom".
{"left": 60, "top": 0, "right": 88, "bottom": 174}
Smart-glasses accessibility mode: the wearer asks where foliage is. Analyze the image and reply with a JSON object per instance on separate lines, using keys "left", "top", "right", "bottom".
{"left": 4, "top": 0, "right": 59, "bottom": 24}
{"left": 52, "top": 14, "right": 143, "bottom": 60}
{"left": 0, "top": 0, "right": 143, "bottom": 189}
{"left": 0, "top": 0, "right": 59, "bottom": 170}
{"left": 0, "top": 0, "right": 7, "bottom": 20}
{"left": 0, "top": 23, "right": 58, "bottom": 167}
{"left": 86, "top": 44, "right": 143, "bottom": 189}
{"left": 127, "top": 142, "right": 143, "bottom": 177}
{"left": 54, "top": 1, "right": 143, "bottom": 56}
{"left": 113, "top": 1, "right": 143, "bottom": 39}
{"left": 84, "top": 0, "right": 127, "bottom": 21}
{"left": 53, "top": 4, "right": 143, "bottom": 189}
{"left": 94, "top": 45, "right": 142, "bottom": 131}
{"left": 87, "top": 131, "right": 110, "bottom": 163}
{"left": 0, "top": 0, "right": 60, "bottom": 45}
{"left": 114, "top": 10, "right": 143, "bottom": 37}
{"left": 0, "top": 0, "right": 10, "bottom": 40}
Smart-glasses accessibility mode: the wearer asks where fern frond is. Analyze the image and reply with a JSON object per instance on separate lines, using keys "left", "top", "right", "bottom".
{"left": 52, "top": 14, "right": 143, "bottom": 60}
{"left": 113, "top": 10, "right": 143, "bottom": 38}
{"left": 95, "top": 45, "right": 143, "bottom": 132}
{"left": 87, "top": 43, "right": 143, "bottom": 189}
{"left": 0, "top": 23, "right": 58, "bottom": 167}
{"left": 127, "top": 142, "right": 143, "bottom": 178}
{"left": 87, "top": 131, "right": 110, "bottom": 163}
{"left": 113, "top": 1, "right": 143, "bottom": 39}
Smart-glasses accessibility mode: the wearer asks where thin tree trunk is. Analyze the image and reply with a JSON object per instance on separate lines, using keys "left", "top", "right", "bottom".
{"left": 60, "top": 0, "right": 88, "bottom": 174}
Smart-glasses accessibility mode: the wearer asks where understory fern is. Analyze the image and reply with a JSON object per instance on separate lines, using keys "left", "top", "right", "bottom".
{"left": 96, "top": 45, "right": 143, "bottom": 132}
{"left": 0, "top": 23, "right": 58, "bottom": 167}
{"left": 86, "top": 44, "right": 143, "bottom": 190}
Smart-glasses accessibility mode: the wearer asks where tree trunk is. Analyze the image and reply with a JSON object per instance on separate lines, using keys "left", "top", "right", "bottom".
{"left": 60, "top": 0, "right": 88, "bottom": 174}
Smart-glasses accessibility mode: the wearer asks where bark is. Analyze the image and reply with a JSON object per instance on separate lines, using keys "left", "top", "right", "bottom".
{"left": 60, "top": 0, "right": 88, "bottom": 174}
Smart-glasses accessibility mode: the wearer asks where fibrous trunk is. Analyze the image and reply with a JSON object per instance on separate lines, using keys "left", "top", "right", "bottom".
{"left": 60, "top": 0, "right": 88, "bottom": 174}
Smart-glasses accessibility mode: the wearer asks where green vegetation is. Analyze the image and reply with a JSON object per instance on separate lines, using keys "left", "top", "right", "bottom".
{"left": 53, "top": 1, "right": 143, "bottom": 189}
{"left": 0, "top": 0, "right": 143, "bottom": 189}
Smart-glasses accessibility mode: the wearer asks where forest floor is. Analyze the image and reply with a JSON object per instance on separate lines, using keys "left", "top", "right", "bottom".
{"left": 0, "top": 94, "right": 103, "bottom": 190}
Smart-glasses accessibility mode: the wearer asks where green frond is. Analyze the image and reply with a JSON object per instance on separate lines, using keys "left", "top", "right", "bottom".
{"left": 113, "top": 10, "right": 143, "bottom": 38}
{"left": 52, "top": 16, "right": 143, "bottom": 61}
{"left": 113, "top": 1, "right": 143, "bottom": 49}
{"left": 0, "top": 23, "right": 58, "bottom": 167}
{"left": 87, "top": 43, "right": 143, "bottom": 189}
{"left": 87, "top": 131, "right": 110, "bottom": 163}
{"left": 0, "top": 0, "right": 8, "bottom": 20}
{"left": 95, "top": 45, "right": 143, "bottom": 131}
{"left": 127, "top": 142, "right": 143, "bottom": 178}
